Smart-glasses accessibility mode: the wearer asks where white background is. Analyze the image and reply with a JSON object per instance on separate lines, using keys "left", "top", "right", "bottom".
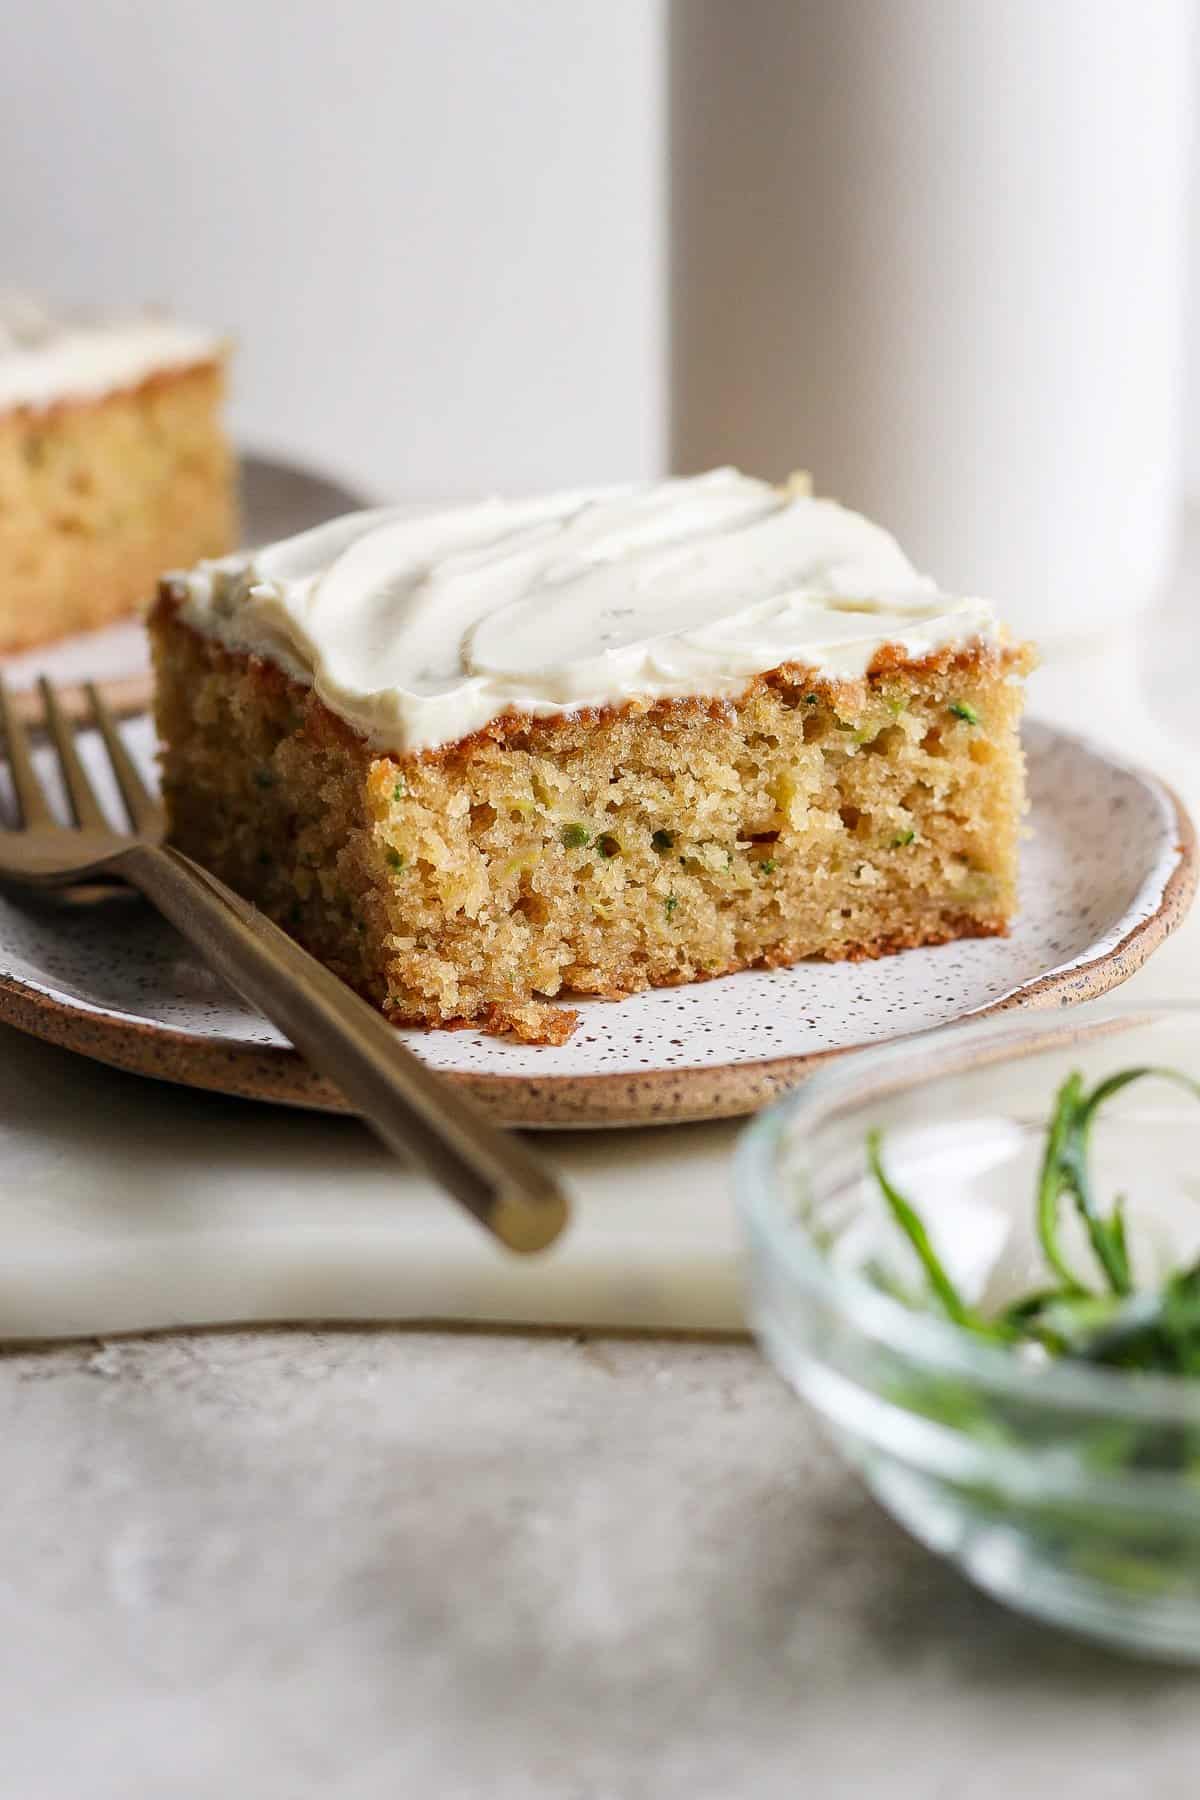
{"left": 6, "top": 0, "right": 1200, "bottom": 516}
{"left": 3, "top": 0, "right": 667, "bottom": 501}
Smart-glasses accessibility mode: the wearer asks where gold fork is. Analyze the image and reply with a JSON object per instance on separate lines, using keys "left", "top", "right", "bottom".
{"left": 0, "top": 676, "right": 569, "bottom": 1255}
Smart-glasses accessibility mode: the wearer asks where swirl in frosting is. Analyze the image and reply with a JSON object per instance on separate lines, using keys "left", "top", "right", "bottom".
{"left": 173, "top": 468, "right": 999, "bottom": 754}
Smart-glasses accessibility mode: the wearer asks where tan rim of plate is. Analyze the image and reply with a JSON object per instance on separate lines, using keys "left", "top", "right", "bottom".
{"left": 0, "top": 770, "right": 1193, "bottom": 1130}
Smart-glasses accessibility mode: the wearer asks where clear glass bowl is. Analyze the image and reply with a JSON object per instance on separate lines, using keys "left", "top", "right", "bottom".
{"left": 736, "top": 1003, "right": 1200, "bottom": 1660}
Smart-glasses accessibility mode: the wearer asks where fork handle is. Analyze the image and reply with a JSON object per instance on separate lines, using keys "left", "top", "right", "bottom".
{"left": 113, "top": 843, "right": 569, "bottom": 1254}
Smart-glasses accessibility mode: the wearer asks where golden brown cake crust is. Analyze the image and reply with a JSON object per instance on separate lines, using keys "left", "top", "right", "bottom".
{"left": 0, "top": 354, "right": 226, "bottom": 428}
{"left": 0, "top": 361, "right": 235, "bottom": 652}
{"left": 150, "top": 592, "right": 1033, "bottom": 1044}
{"left": 155, "top": 575, "right": 1027, "bottom": 762}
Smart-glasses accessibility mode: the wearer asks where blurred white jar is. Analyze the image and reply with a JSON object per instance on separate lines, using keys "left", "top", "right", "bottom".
{"left": 672, "top": 0, "right": 1196, "bottom": 638}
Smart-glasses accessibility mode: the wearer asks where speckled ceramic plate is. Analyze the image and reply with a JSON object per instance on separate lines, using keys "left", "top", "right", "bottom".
{"left": 0, "top": 716, "right": 1192, "bottom": 1128}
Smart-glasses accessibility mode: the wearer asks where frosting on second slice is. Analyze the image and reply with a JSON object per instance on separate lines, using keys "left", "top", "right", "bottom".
{"left": 0, "top": 292, "right": 223, "bottom": 412}
{"left": 174, "top": 468, "right": 999, "bottom": 754}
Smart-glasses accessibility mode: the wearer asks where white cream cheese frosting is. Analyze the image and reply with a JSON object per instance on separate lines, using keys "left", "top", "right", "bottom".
{"left": 0, "top": 291, "right": 222, "bottom": 413}
{"left": 171, "top": 468, "right": 1000, "bottom": 755}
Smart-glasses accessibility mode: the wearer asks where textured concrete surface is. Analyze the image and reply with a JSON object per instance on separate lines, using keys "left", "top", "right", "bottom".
{"left": 2, "top": 1328, "right": 1197, "bottom": 1800}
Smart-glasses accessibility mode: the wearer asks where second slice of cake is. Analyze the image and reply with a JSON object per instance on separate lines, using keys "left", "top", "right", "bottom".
{"left": 151, "top": 470, "right": 1034, "bottom": 1044}
{"left": 0, "top": 294, "right": 235, "bottom": 651}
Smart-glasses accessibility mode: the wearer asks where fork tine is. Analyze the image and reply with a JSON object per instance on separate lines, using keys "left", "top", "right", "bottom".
{"left": 86, "top": 681, "right": 163, "bottom": 835}
{"left": 38, "top": 677, "right": 107, "bottom": 830}
{"left": 0, "top": 675, "right": 54, "bottom": 827}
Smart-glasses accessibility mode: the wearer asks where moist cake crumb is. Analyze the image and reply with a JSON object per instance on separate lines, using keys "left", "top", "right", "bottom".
{"left": 151, "top": 589, "right": 1033, "bottom": 1044}
{"left": 0, "top": 297, "right": 235, "bottom": 651}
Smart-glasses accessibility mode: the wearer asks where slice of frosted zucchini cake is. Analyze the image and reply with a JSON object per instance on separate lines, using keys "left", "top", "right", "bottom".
{"left": 0, "top": 293, "right": 234, "bottom": 651}
{"left": 151, "top": 469, "right": 1034, "bottom": 1044}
